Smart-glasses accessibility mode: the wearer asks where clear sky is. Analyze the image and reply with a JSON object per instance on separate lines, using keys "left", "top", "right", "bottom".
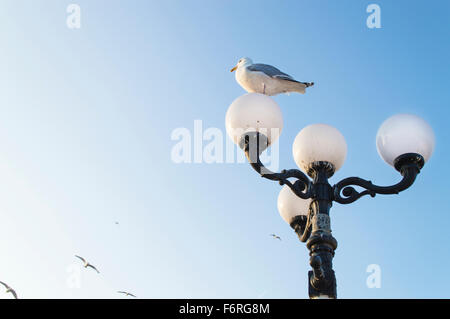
{"left": 0, "top": 0, "right": 449, "bottom": 299}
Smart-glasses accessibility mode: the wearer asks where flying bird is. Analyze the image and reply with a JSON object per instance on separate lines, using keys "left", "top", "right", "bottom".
{"left": 118, "top": 291, "right": 137, "bottom": 298}
{"left": 75, "top": 255, "right": 100, "bottom": 273}
{"left": 0, "top": 281, "right": 18, "bottom": 299}
{"left": 270, "top": 234, "right": 281, "bottom": 241}
{"left": 231, "top": 57, "right": 314, "bottom": 96}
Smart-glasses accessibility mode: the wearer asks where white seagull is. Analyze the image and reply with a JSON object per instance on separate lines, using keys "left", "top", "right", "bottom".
{"left": 118, "top": 291, "right": 137, "bottom": 298}
{"left": 270, "top": 234, "right": 282, "bottom": 241}
{"left": 75, "top": 255, "right": 100, "bottom": 273}
{"left": 231, "top": 57, "right": 314, "bottom": 96}
{"left": 0, "top": 281, "right": 18, "bottom": 299}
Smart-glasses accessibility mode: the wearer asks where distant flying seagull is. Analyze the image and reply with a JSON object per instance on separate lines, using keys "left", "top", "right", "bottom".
{"left": 270, "top": 234, "right": 281, "bottom": 241}
{"left": 0, "top": 281, "right": 18, "bottom": 299}
{"left": 231, "top": 57, "right": 314, "bottom": 96}
{"left": 75, "top": 255, "right": 100, "bottom": 273}
{"left": 118, "top": 291, "right": 136, "bottom": 298}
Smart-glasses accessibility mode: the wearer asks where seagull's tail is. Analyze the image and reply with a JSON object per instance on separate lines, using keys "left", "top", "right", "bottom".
{"left": 282, "top": 81, "right": 314, "bottom": 95}
{"left": 291, "top": 82, "right": 306, "bottom": 94}
{"left": 293, "top": 82, "right": 314, "bottom": 94}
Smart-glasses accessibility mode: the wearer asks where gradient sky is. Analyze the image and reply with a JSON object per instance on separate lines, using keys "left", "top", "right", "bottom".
{"left": 0, "top": 0, "right": 449, "bottom": 299}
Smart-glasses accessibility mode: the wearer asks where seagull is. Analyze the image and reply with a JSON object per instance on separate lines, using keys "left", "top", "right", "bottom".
{"left": 231, "top": 57, "right": 314, "bottom": 96}
{"left": 118, "top": 291, "right": 137, "bottom": 298}
{"left": 270, "top": 234, "right": 281, "bottom": 241}
{"left": 0, "top": 281, "right": 18, "bottom": 299}
{"left": 75, "top": 255, "right": 100, "bottom": 273}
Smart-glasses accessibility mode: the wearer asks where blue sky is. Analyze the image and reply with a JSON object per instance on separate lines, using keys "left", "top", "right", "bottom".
{"left": 0, "top": 0, "right": 449, "bottom": 298}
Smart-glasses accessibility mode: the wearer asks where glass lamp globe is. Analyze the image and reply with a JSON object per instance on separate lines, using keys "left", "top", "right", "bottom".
{"left": 225, "top": 93, "right": 283, "bottom": 148}
{"left": 376, "top": 114, "right": 435, "bottom": 167}
{"left": 292, "top": 124, "right": 347, "bottom": 174}
{"left": 277, "top": 185, "right": 311, "bottom": 225}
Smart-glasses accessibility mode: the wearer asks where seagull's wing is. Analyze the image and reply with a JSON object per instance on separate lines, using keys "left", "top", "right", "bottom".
{"left": 0, "top": 281, "right": 9, "bottom": 289}
{"left": 10, "top": 289, "right": 18, "bottom": 299}
{"left": 277, "top": 236, "right": 282, "bottom": 241}
{"left": 87, "top": 264, "right": 100, "bottom": 273}
{"left": 75, "top": 255, "right": 86, "bottom": 263}
{"left": 248, "top": 64, "right": 298, "bottom": 82}
{"left": 118, "top": 291, "right": 136, "bottom": 297}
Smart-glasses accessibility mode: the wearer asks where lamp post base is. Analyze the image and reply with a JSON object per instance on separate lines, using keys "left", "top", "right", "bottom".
{"left": 308, "top": 270, "right": 337, "bottom": 299}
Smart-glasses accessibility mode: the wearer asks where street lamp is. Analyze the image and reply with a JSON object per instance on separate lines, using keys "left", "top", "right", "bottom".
{"left": 225, "top": 93, "right": 435, "bottom": 299}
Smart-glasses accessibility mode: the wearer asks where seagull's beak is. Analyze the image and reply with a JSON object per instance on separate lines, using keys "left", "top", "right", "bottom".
{"left": 230, "top": 65, "right": 237, "bottom": 72}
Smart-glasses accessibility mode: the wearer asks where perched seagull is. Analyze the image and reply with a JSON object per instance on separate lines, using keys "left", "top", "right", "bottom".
{"left": 118, "top": 291, "right": 137, "bottom": 298}
{"left": 75, "top": 255, "right": 100, "bottom": 273}
{"left": 231, "top": 57, "right": 314, "bottom": 96}
{"left": 0, "top": 281, "right": 18, "bottom": 299}
{"left": 270, "top": 234, "right": 281, "bottom": 241}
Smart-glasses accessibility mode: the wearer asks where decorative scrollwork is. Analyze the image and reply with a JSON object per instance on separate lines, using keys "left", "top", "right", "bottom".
{"left": 262, "top": 169, "right": 313, "bottom": 199}
{"left": 333, "top": 165, "right": 421, "bottom": 204}
{"left": 244, "top": 145, "right": 313, "bottom": 199}
{"left": 242, "top": 132, "right": 424, "bottom": 206}
{"left": 332, "top": 178, "right": 377, "bottom": 204}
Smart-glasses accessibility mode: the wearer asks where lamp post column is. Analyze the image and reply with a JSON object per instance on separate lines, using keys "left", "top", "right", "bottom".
{"left": 306, "top": 162, "right": 337, "bottom": 299}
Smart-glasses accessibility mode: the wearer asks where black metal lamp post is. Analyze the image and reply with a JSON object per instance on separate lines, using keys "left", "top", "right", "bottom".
{"left": 225, "top": 93, "right": 435, "bottom": 299}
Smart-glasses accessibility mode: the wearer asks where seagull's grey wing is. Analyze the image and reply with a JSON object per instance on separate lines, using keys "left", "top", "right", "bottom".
{"left": 129, "top": 293, "right": 137, "bottom": 298}
{"left": 117, "top": 291, "right": 126, "bottom": 294}
{"left": 0, "top": 281, "right": 9, "bottom": 289}
{"left": 75, "top": 255, "right": 86, "bottom": 263}
{"left": 248, "top": 64, "right": 298, "bottom": 82}
{"left": 87, "top": 264, "right": 100, "bottom": 273}
{"left": 10, "top": 289, "right": 18, "bottom": 299}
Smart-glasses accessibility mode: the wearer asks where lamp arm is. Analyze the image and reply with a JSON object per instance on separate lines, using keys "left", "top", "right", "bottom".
{"left": 244, "top": 144, "right": 313, "bottom": 200}
{"left": 333, "top": 163, "right": 421, "bottom": 204}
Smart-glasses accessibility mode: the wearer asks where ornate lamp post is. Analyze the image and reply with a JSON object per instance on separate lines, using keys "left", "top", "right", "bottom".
{"left": 225, "top": 93, "right": 435, "bottom": 299}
